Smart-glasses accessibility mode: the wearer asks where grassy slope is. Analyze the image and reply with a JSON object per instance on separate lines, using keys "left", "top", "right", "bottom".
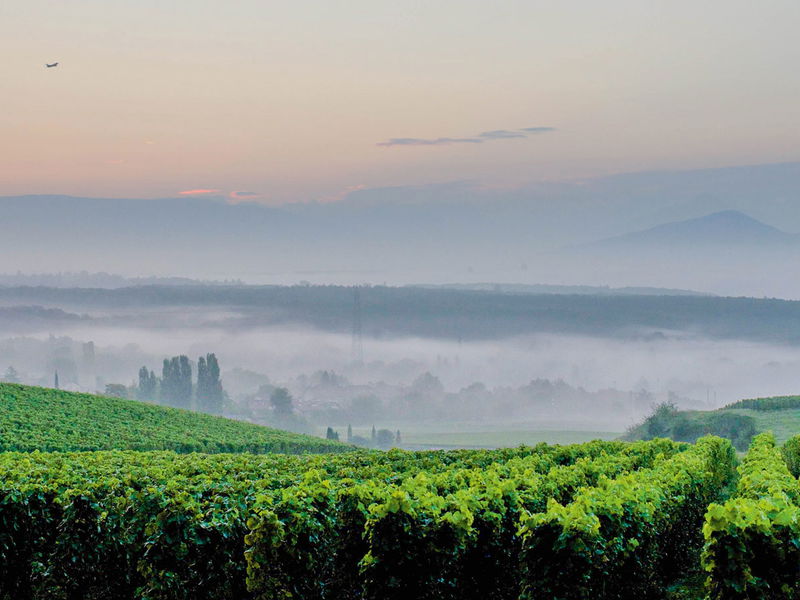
{"left": 725, "top": 408, "right": 800, "bottom": 444}
{"left": 0, "top": 383, "right": 348, "bottom": 453}
{"left": 626, "top": 398, "right": 800, "bottom": 450}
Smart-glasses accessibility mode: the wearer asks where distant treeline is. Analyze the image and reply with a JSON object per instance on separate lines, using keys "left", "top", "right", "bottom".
{"left": 2, "top": 284, "right": 800, "bottom": 342}
{"left": 0, "top": 271, "right": 241, "bottom": 288}
{"left": 724, "top": 395, "right": 800, "bottom": 411}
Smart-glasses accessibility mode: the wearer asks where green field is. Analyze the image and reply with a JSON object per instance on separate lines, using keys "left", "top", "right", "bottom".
{"left": 402, "top": 428, "right": 620, "bottom": 448}
{"left": 725, "top": 408, "right": 800, "bottom": 444}
{"left": 0, "top": 383, "right": 346, "bottom": 453}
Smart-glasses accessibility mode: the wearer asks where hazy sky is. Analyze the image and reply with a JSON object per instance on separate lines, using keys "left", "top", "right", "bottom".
{"left": 2, "top": 0, "right": 799, "bottom": 203}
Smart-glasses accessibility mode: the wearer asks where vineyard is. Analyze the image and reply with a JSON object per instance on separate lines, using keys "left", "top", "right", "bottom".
{"left": 2, "top": 385, "right": 800, "bottom": 598}
{"left": 0, "top": 434, "right": 739, "bottom": 600}
{"left": 0, "top": 383, "right": 346, "bottom": 453}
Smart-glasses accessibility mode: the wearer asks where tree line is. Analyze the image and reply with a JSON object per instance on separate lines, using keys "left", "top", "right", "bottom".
{"left": 135, "top": 353, "right": 225, "bottom": 414}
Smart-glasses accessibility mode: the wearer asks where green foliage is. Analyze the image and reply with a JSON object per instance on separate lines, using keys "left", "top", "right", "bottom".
{"left": 0, "top": 383, "right": 347, "bottom": 453}
{"left": 137, "top": 366, "right": 158, "bottom": 402}
{"left": 0, "top": 438, "right": 648, "bottom": 599}
{"left": 518, "top": 436, "right": 736, "bottom": 600}
{"left": 161, "top": 355, "right": 192, "bottom": 409}
{"left": 196, "top": 353, "right": 224, "bottom": 414}
{"left": 782, "top": 434, "right": 800, "bottom": 478}
{"left": 104, "top": 383, "right": 128, "bottom": 398}
{"left": 374, "top": 428, "right": 394, "bottom": 448}
{"left": 724, "top": 395, "right": 800, "bottom": 411}
{"left": 625, "top": 404, "right": 756, "bottom": 450}
{"left": 702, "top": 432, "right": 800, "bottom": 600}
{"left": 270, "top": 387, "right": 293, "bottom": 417}
{"left": 0, "top": 432, "right": 749, "bottom": 599}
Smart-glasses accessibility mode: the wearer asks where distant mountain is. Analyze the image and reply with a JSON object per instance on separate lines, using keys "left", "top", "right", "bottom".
{"left": 583, "top": 211, "right": 799, "bottom": 250}
{"left": 3, "top": 162, "right": 800, "bottom": 296}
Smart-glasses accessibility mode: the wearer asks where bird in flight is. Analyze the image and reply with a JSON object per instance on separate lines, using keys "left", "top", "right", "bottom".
{"left": 45, "top": 62, "right": 59, "bottom": 68}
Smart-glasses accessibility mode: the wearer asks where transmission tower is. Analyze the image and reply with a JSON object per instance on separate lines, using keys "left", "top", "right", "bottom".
{"left": 351, "top": 286, "right": 364, "bottom": 364}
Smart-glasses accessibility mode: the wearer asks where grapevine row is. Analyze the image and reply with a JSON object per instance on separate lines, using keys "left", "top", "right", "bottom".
{"left": 703, "top": 432, "right": 800, "bottom": 600}
{"left": 0, "top": 439, "right": 678, "bottom": 599}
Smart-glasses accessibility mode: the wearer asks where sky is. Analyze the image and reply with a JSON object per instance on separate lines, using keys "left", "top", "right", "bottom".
{"left": 2, "top": 0, "right": 799, "bottom": 204}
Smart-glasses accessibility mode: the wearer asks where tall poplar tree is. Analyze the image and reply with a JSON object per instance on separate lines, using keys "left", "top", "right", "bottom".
{"left": 161, "top": 356, "right": 192, "bottom": 408}
{"left": 196, "top": 353, "right": 223, "bottom": 414}
{"left": 137, "top": 366, "right": 158, "bottom": 402}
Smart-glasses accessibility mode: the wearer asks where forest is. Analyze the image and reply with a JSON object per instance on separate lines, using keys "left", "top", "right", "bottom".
{"left": 3, "top": 284, "right": 800, "bottom": 343}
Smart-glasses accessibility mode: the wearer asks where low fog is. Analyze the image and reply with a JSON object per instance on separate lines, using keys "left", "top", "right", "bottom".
{"left": 4, "top": 303, "right": 800, "bottom": 435}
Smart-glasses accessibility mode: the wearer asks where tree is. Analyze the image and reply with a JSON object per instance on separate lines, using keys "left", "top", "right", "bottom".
{"left": 54, "top": 371, "right": 59, "bottom": 389}
{"left": 347, "top": 424, "right": 353, "bottom": 442}
{"left": 161, "top": 359, "right": 173, "bottom": 403}
{"left": 371, "top": 425, "right": 376, "bottom": 444}
{"left": 646, "top": 402, "right": 678, "bottom": 439}
{"left": 178, "top": 355, "right": 192, "bottom": 406}
{"left": 161, "top": 355, "right": 192, "bottom": 408}
{"left": 270, "top": 387, "right": 293, "bottom": 417}
{"left": 196, "top": 353, "right": 224, "bottom": 414}
{"left": 2, "top": 366, "right": 20, "bottom": 383}
{"left": 326, "top": 427, "right": 339, "bottom": 441}
{"left": 395, "top": 429, "right": 401, "bottom": 445}
{"left": 105, "top": 383, "right": 128, "bottom": 398}
{"left": 137, "top": 367, "right": 158, "bottom": 402}
{"left": 376, "top": 428, "right": 394, "bottom": 448}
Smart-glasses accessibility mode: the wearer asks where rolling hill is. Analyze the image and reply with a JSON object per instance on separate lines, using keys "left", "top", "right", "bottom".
{"left": 0, "top": 383, "right": 349, "bottom": 453}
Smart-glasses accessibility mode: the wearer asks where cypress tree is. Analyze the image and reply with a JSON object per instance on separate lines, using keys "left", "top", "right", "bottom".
{"left": 161, "top": 358, "right": 174, "bottom": 405}
{"left": 178, "top": 355, "right": 192, "bottom": 409}
{"left": 161, "top": 356, "right": 192, "bottom": 408}
{"left": 196, "top": 353, "right": 224, "bottom": 414}
{"left": 137, "top": 366, "right": 157, "bottom": 402}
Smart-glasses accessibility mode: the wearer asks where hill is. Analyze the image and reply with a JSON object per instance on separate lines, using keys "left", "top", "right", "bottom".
{"left": 624, "top": 395, "right": 800, "bottom": 449}
{"left": 0, "top": 383, "right": 348, "bottom": 453}
{"left": 585, "top": 210, "right": 798, "bottom": 250}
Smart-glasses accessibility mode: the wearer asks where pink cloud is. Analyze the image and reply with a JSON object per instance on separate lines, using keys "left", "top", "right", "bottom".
{"left": 321, "top": 184, "right": 366, "bottom": 203}
{"left": 229, "top": 190, "right": 261, "bottom": 200}
{"left": 179, "top": 189, "right": 221, "bottom": 195}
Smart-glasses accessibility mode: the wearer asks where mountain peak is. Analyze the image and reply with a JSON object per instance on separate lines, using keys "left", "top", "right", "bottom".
{"left": 587, "top": 210, "right": 796, "bottom": 249}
